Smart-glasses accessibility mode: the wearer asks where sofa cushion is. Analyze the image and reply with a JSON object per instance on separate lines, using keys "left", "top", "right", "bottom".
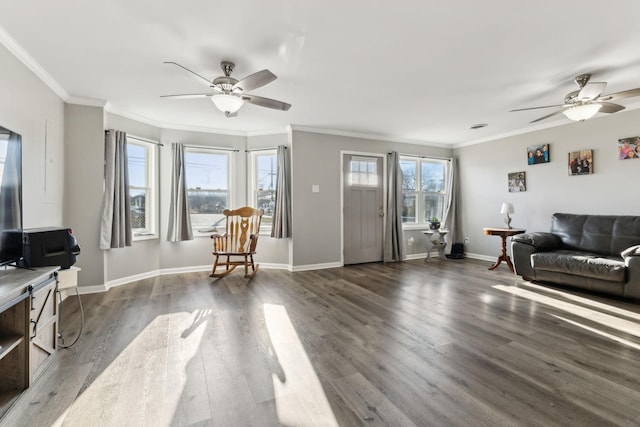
{"left": 550, "top": 213, "right": 640, "bottom": 257}
{"left": 531, "top": 250, "right": 626, "bottom": 283}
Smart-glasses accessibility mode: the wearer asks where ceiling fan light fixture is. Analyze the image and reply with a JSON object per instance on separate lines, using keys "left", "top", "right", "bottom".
{"left": 562, "top": 103, "right": 601, "bottom": 121}
{"left": 212, "top": 94, "right": 244, "bottom": 114}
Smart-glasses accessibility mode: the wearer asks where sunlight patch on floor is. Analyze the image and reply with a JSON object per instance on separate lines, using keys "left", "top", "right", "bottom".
{"left": 550, "top": 314, "right": 640, "bottom": 351}
{"left": 263, "top": 303, "right": 339, "bottom": 427}
{"left": 54, "top": 310, "right": 208, "bottom": 426}
{"left": 493, "top": 285, "right": 640, "bottom": 340}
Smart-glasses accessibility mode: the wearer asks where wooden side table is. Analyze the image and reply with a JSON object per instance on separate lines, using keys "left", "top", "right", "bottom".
{"left": 482, "top": 227, "right": 525, "bottom": 272}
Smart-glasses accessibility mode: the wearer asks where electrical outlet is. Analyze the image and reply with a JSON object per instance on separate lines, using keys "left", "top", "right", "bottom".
{"left": 408, "top": 237, "right": 414, "bottom": 246}
{"left": 464, "top": 237, "right": 470, "bottom": 245}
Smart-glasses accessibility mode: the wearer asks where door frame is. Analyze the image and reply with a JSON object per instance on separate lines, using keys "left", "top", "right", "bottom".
{"left": 340, "top": 151, "right": 387, "bottom": 266}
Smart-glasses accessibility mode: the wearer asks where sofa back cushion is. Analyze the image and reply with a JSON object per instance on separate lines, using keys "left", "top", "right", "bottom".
{"left": 551, "top": 213, "right": 640, "bottom": 257}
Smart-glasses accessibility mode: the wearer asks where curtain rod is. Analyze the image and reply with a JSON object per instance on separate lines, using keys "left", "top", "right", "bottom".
{"left": 104, "top": 130, "right": 164, "bottom": 147}
{"left": 391, "top": 152, "right": 452, "bottom": 161}
{"left": 182, "top": 144, "right": 240, "bottom": 153}
{"left": 245, "top": 146, "right": 287, "bottom": 152}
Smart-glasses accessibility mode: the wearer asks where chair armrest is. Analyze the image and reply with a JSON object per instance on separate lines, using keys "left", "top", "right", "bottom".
{"left": 511, "top": 232, "right": 562, "bottom": 251}
{"left": 210, "top": 233, "right": 228, "bottom": 252}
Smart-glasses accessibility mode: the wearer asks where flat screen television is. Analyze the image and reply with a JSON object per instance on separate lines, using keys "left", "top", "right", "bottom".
{"left": 0, "top": 125, "right": 23, "bottom": 266}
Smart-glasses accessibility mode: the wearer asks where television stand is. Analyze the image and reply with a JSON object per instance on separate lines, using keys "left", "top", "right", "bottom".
{"left": 0, "top": 267, "right": 58, "bottom": 420}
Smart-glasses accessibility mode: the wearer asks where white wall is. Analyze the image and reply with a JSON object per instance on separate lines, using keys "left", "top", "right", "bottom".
{"left": 455, "top": 108, "right": 640, "bottom": 260}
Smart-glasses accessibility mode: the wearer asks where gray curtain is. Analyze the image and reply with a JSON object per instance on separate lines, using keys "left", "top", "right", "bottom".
{"left": 443, "top": 158, "right": 461, "bottom": 245}
{"left": 99, "top": 130, "right": 132, "bottom": 249}
{"left": 271, "top": 145, "right": 292, "bottom": 238}
{"left": 384, "top": 151, "right": 406, "bottom": 262}
{"left": 0, "top": 131, "right": 22, "bottom": 230}
{"left": 167, "top": 143, "right": 193, "bottom": 241}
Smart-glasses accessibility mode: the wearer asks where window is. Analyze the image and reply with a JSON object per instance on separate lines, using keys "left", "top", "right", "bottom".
{"left": 399, "top": 157, "right": 449, "bottom": 225}
{"left": 349, "top": 157, "right": 378, "bottom": 186}
{"left": 185, "top": 148, "right": 230, "bottom": 234}
{"left": 250, "top": 150, "right": 277, "bottom": 230}
{"left": 127, "top": 137, "right": 158, "bottom": 239}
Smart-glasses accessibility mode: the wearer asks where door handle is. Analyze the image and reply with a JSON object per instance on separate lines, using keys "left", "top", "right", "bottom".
{"left": 379, "top": 207, "right": 384, "bottom": 217}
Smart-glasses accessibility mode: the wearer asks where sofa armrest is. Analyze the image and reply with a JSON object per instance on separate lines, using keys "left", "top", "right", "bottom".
{"left": 511, "top": 232, "right": 562, "bottom": 251}
{"left": 624, "top": 255, "right": 640, "bottom": 300}
{"left": 621, "top": 245, "right": 640, "bottom": 258}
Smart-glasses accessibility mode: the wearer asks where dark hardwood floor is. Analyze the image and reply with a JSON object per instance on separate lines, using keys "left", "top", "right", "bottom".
{"left": 2, "top": 258, "right": 640, "bottom": 426}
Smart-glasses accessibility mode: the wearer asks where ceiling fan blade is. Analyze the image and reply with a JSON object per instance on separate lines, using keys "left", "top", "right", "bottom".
{"left": 233, "top": 69, "right": 277, "bottom": 93}
{"left": 598, "top": 87, "right": 640, "bottom": 101}
{"left": 510, "top": 104, "right": 565, "bottom": 112}
{"left": 578, "top": 82, "right": 606, "bottom": 101}
{"left": 164, "top": 61, "right": 212, "bottom": 87}
{"left": 242, "top": 94, "right": 291, "bottom": 111}
{"left": 530, "top": 109, "right": 566, "bottom": 123}
{"left": 160, "top": 93, "right": 213, "bottom": 99}
{"left": 597, "top": 102, "right": 625, "bottom": 114}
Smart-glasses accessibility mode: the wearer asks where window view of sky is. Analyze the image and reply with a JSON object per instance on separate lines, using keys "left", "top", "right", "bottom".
{"left": 185, "top": 151, "right": 227, "bottom": 190}
{"left": 127, "top": 143, "right": 146, "bottom": 187}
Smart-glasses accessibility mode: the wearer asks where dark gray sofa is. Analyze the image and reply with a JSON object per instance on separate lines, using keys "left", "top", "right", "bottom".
{"left": 511, "top": 213, "right": 640, "bottom": 299}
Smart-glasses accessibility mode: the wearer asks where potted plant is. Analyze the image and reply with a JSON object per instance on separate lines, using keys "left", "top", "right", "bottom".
{"left": 428, "top": 217, "right": 441, "bottom": 230}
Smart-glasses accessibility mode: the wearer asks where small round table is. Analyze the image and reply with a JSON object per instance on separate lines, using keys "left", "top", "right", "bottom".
{"left": 482, "top": 227, "right": 525, "bottom": 272}
{"left": 423, "top": 229, "right": 448, "bottom": 261}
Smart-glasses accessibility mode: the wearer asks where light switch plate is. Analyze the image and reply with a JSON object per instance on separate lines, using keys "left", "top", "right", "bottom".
{"left": 312, "top": 185, "right": 320, "bottom": 193}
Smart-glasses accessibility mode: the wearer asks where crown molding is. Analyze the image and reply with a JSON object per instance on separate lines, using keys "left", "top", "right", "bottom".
{"left": 66, "top": 96, "right": 108, "bottom": 108}
{"left": 0, "top": 24, "right": 69, "bottom": 101}
{"left": 289, "top": 124, "right": 451, "bottom": 149}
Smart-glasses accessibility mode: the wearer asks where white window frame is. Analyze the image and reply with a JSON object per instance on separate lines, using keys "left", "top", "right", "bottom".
{"left": 400, "top": 157, "right": 449, "bottom": 229}
{"left": 184, "top": 147, "right": 232, "bottom": 236}
{"left": 127, "top": 136, "right": 158, "bottom": 241}
{"left": 249, "top": 149, "right": 277, "bottom": 233}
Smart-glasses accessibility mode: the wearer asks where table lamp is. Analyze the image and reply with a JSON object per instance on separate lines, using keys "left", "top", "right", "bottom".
{"left": 501, "top": 203, "right": 514, "bottom": 229}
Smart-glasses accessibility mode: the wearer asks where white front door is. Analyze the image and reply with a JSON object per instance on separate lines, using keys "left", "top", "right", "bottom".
{"left": 343, "top": 154, "right": 384, "bottom": 264}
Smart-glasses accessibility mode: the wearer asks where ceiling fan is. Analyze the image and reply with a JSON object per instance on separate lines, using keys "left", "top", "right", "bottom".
{"left": 161, "top": 61, "right": 291, "bottom": 118}
{"left": 510, "top": 74, "right": 640, "bottom": 123}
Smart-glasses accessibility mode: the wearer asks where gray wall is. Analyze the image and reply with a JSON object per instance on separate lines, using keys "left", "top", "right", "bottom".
{"left": 64, "top": 104, "right": 105, "bottom": 287}
{"left": 455, "top": 108, "right": 640, "bottom": 260}
{"left": 290, "top": 130, "right": 453, "bottom": 267}
{"left": 0, "top": 43, "right": 65, "bottom": 229}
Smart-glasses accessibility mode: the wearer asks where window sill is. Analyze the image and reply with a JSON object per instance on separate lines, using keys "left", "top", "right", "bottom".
{"left": 133, "top": 233, "right": 158, "bottom": 242}
{"left": 402, "top": 224, "right": 432, "bottom": 231}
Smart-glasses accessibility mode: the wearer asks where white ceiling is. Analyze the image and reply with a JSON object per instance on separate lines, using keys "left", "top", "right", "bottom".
{"left": 2, "top": 1, "right": 640, "bottom": 146}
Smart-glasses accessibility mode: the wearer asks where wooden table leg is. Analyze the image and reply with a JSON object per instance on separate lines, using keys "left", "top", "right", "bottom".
{"left": 488, "top": 234, "right": 515, "bottom": 273}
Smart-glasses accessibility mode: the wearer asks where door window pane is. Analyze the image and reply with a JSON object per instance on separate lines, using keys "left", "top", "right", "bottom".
{"left": 350, "top": 157, "right": 378, "bottom": 186}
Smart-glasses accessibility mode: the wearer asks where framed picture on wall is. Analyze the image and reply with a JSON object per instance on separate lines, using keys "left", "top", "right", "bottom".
{"left": 618, "top": 136, "right": 640, "bottom": 160}
{"left": 508, "top": 171, "right": 526, "bottom": 192}
{"left": 527, "top": 143, "right": 550, "bottom": 165}
{"left": 568, "top": 150, "right": 594, "bottom": 175}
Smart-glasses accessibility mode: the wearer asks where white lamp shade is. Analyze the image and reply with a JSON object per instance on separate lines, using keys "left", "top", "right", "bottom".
{"left": 562, "top": 103, "right": 601, "bottom": 121}
{"left": 212, "top": 94, "right": 244, "bottom": 113}
{"left": 500, "top": 202, "right": 514, "bottom": 214}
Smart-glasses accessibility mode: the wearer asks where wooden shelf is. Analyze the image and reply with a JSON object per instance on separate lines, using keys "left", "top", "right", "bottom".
{"left": 0, "top": 335, "right": 24, "bottom": 361}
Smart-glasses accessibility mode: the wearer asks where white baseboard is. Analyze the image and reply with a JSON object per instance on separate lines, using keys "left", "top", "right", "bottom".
{"left": 72, "top": 255, "right": 495, "bottom": 296}
{"left": 291, "top": 262, "right": 343, "bottom": 272}
{"left": 464, "top": 252, "right": 495, "bottom": 262}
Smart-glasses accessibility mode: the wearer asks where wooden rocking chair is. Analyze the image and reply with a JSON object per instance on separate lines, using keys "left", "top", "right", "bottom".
{"left": 210, "top": 206, "right": 264, "bottom": 278}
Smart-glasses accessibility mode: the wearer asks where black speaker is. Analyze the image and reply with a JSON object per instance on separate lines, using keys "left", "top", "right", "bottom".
{"left": 21, "top": 227, "right": 81, "bottom": 269}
